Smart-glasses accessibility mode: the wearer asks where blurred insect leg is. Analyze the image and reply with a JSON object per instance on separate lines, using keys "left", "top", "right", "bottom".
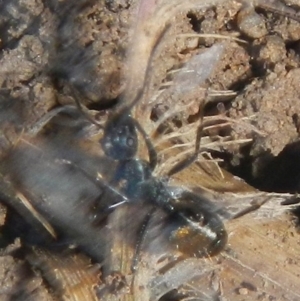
{"left": 130, "top": 206, "right": 156, "bottom": 295}
{"left": 167, "top": 100, "right": 206, "bottom": 177}
{"left": 27, "top": 105, "right": 78, "bottom": 136}
{"left": 254, "top": 0, "right": 300, "bottom": 22}
{"left": 55, "top": 159, "right": 130, "bottom": 205}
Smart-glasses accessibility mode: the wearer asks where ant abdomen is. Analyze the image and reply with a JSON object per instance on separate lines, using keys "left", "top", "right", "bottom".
{"left": 165, "top": 189, "right": 227, "bottom": 258}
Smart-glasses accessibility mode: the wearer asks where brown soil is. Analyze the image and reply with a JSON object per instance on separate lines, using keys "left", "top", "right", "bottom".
{"left": 0, "top": 0, "right": 300, "bottom": 300}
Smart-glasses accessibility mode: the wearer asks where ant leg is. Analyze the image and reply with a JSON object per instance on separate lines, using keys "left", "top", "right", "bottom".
{"left": 131, "top": 207, "right": 156, "bottom": 273}
{"left": 167, "top": 100, "right": 205, "bottom": 177}
{"left": 134, "top": 119, "right": 158, "bottom": 170}
{"left": 56, "top": 159, "right": 130, "bottom": 208}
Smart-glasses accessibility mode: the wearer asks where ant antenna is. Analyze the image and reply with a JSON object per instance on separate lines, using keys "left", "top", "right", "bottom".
{"left": 69, "top": 85, "right": 104, "bottom": 129}
{"left": 133, "top": 120, "right": 158, "bottom": 170}
{"left": 104, "top": 23, "right": 171, "bottom": 170}
{"left": 119, "top": 23, "right": 171, "bottom": 114}
{"left": 27, "top": 105, "right": 79, "bottom": 136}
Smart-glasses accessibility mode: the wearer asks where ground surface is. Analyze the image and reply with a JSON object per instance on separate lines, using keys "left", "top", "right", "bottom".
{"left": 0, "top": 0, "right": 300, "bottom": 300}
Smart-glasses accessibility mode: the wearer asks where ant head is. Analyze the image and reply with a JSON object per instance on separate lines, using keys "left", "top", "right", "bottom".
{"left": 101, "top": 112, "right": 138, "bottom": 160}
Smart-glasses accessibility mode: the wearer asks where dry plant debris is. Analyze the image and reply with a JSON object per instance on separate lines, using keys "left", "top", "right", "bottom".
{"left": 0, "top": 0, "right": 300, "bottom": 300}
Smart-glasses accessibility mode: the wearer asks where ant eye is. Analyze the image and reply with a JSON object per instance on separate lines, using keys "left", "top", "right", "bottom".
{"left": 127, "top": 137, "right": 134, "bottom": 147}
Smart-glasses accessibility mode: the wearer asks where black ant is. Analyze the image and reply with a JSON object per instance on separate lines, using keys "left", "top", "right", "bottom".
{"left": 61, "top": 84, "right": 229, "bottom": 272}
{"left": 106, "top": 110, "right": 227, "bottom": 255}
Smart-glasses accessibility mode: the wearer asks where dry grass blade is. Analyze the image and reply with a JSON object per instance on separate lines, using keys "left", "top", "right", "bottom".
{"left": 177, "top": 33, "right": 248, "bottom": 44}
{"left": 16, "top": 192, "right": 57, "bottom": 239}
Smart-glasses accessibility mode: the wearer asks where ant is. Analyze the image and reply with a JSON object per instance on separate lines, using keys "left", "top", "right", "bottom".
{"left": 57, "top": 83, "right": 229, "bottom": 272}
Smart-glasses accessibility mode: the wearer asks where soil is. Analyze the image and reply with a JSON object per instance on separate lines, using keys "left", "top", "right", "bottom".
{"left": 0, "top": 0, "right": 300, "bottom": 300}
